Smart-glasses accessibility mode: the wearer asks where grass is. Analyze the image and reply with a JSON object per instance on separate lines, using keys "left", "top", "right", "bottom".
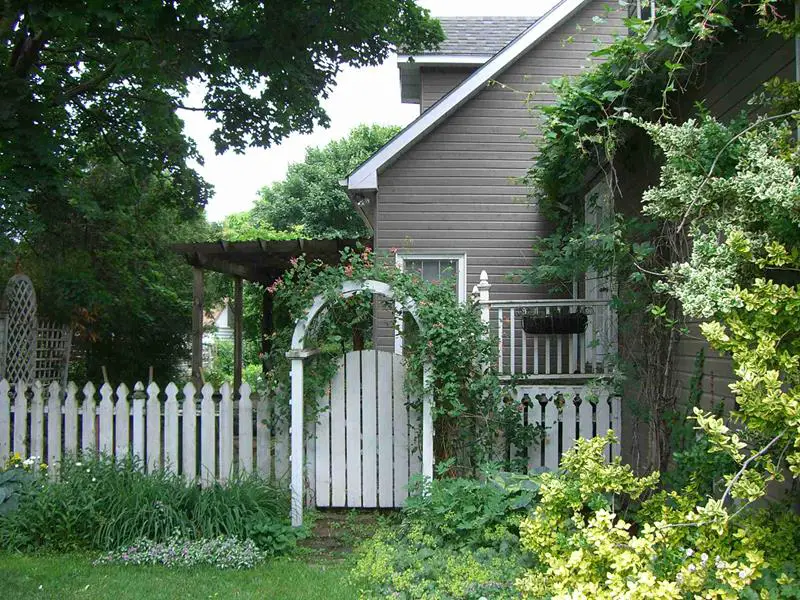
{"left": 0, "top": 553, "right": 357, "bottom": 600}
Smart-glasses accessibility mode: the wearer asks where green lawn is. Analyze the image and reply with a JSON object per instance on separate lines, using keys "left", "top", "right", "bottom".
{"left": 0, "top": 553, "right": 357, "bottom": 600}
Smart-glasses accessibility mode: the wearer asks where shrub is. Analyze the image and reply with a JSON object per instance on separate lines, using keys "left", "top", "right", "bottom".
{"left": 515, "top": 434, "right": 800, "bottom": 599}
{"left": 95, "top": 533, "right": 266, "bottom": 569}
{"left": 402, "top": 473, "right": 537, "bottom": 549}
{"left": 0, "top": 453, "right": 292, "bottom": 552}
{"left": 353, "top": 528, "right": 526, "bottom": 600}
{"left": 352, "top": 473, "right": 539, "bottom": 599}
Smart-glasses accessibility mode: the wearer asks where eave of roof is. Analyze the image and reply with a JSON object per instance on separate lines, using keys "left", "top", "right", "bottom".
{"left": 346, "top": 0, "right": 592, "bottom": 192}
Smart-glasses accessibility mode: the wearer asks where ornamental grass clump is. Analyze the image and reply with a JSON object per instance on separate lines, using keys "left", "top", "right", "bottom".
{"left": 95, "top": 533, "right": 266, "bottom": 569}
{"left": 0, "top": 453, "right": 292, "bottom": 552}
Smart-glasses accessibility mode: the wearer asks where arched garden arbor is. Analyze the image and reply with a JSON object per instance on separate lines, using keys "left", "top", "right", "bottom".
{"left": 286, "top": 279, "right": 434, "bottom": 526}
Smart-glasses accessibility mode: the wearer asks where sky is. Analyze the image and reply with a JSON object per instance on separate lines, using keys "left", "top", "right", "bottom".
{"left": 182, "top": 0, "right": 560, "bottom": 223}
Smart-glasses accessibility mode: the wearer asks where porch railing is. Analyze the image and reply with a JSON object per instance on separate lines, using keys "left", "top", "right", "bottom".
{"left": 474, "top": 272, "right": 616, "bottom": 380}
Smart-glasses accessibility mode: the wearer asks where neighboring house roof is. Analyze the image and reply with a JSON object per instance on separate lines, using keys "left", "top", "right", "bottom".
{"left": 347, "top": 0, "right": 592, "bottom": 192}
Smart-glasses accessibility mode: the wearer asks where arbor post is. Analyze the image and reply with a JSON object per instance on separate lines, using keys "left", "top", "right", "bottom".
{"left": 288, "top": 353, "right": 305, "bottom": 527}
{"left": 422, "top": 363, "right": 434, "bottom": 481}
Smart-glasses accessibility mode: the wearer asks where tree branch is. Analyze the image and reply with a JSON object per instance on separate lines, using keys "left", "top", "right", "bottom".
{"left": 720, "top": 429, "right": 786, "bottom": 507}
{"left": 54, "top": 60, "right": 120, "bottom": 105}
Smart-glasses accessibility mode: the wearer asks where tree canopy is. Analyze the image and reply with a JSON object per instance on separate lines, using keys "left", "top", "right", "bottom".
{"left": 251, "top": 123, "right": 399, "bottom": 238}
{"left": 0, "top": 2, "right": 440, "bottom": 382}
{"left": 1, "top": 1, "right": 442, "bottom": 241}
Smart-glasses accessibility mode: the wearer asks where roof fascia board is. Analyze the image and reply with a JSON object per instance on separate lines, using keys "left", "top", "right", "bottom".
{"left": 347, "top": 0, "right": 591, "bottom": 192}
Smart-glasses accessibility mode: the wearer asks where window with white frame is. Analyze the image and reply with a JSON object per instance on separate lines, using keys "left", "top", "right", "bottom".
{"left": 395, "top": 253, "right": 467, "bottom": 302}
{"left": 393, "top": 253, "right": 467, "bottom": 353}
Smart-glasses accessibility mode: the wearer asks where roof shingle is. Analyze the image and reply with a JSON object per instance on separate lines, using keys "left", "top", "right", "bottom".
{"left": 423, "top": 16, "right": 538, "bottom": 57}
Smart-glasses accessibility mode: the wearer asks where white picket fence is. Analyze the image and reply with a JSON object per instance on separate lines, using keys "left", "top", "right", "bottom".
{"left": 0, "top": 375, "right": 622, "bottom": 506}
{"left": 0, "top": 379, "right": 292, "bottom": 489}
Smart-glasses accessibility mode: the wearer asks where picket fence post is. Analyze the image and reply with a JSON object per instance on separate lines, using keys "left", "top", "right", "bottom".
{"left": 238, "top": 383, "right": 253, "bottom": 475}
{"left": 146, "top": 382, "right": 161, "bottom": 473}
{"left": 164, "top": 383, "right": 179, "bottom": 474}
{"left": 47, "top": 381, "right": 61, "bottom": 474}
{"left": 182, "top": 382, "right": 197, "bottom": 481}
{"left": 115, "top": 384, "right": 130, "bottom": 462}
{"left": 132, "top": 382, "right": 145, "bottom": 466}
{"left": 200, "top": 383, "right": 215, "bottom": 486}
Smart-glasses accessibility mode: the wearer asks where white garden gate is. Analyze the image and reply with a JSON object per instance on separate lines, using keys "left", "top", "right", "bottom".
{"left": 313, "top": 349, "right": 422, "bottom": 509}
{"left": 287, "top": 279, "right": 434, "bottom": 526}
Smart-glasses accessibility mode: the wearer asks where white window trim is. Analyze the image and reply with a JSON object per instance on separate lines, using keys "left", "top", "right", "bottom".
{"left": 393, "top": 252, "right": 467, "bottom": 354}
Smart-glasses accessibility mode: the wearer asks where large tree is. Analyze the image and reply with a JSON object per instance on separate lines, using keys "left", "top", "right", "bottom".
{"left": 252, "top": 123, "right": 399, "bottom": 238}
{"left": 0, "top": 1, "right": 441, "bottom": 243}
{"left": 2, "top": 159, "right": 216, "bottom": 383}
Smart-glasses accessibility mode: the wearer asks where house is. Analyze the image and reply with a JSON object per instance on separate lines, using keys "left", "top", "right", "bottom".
{"left": 345, "top": 0, "right": 630, "bottom": 448}
{"left": 202, "top": 299, "right": 234, "bottom": 365}
{"left": 344, "top": 0, "right": 796, "bottom": 467}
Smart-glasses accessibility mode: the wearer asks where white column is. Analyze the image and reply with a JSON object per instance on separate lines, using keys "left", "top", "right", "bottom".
{"left": 290, "top": 357, "right": 304, "bottom": 527}
{"left": 421, "top": 362, "right": 434, "bottom": 481}
{"left": 477, "top": 270, "right": 491, "bottom": 333}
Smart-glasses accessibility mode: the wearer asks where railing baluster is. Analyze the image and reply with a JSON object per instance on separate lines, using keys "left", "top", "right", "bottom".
{"left": 544, "top": 307, "right": 551, "bottom": 375}
{"left": 476, "top": 298, "right": 611, "bottom": 380}
{"left": 570, "top": 305, "right": 578, "bottom": 375}
{"left": 509, "top": 309, "right": 516, "bottom": 375}
{"left": 497, "top": 308, "right": 504, "bottom": 373}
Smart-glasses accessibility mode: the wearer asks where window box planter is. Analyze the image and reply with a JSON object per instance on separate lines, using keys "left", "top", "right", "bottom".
{"left": 522, "top": 310, "right": 589, "bottom": 335}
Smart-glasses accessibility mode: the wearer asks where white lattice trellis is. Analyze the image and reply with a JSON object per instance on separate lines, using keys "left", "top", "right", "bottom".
{"left": 2, "top": 274, "right": 38, "bottom": 383}
{"left": 0, "top": 274, "right": 72, "bottom": 386}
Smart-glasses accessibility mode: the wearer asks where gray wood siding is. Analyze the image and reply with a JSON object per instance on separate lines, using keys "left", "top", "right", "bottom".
{"left": 373, "top": 0, "right": 628, "bottom": 352}
{"left": 420, "top": 67, "right": 476, "bottom": 112}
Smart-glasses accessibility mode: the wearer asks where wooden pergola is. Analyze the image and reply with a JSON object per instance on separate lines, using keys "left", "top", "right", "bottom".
{"left": 172, "top": 238, "right": 370, "bottom": 392}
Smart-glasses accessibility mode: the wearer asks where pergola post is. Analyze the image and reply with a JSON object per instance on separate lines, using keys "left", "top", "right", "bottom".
{"left": 289, "top": 355, "right": 305, "bottom": 527}
{"left": 233, "top": 276, "right": 243, "bottom": 396}
{"left": 261, "top": 290, "right": 274, "bottom": 370}
{"left": 191, "top": 267, "right": 204, "bottom": 389}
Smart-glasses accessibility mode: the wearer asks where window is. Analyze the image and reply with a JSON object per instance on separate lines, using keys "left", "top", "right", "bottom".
{"left": 395, "top": 253, "right": 467, "bottom": 302}
{"left": 394, "top": 253, "right": 467, "bottom": 353}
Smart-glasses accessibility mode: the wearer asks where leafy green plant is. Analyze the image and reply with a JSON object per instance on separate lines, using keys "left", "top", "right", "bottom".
{"left": 0, "top": 467, "right": 35, "bottom": 517}
{"left": 0, "top": 454, "right": 291, "bottom": 552}
{"left": 352, "top": 472, "right": 542, "bottom": 599}
{"left": 245, "top": 518, "right": 306, "bottom": 556}
{"left": 403, "top": 475, "right": 532, "bottom": 549}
